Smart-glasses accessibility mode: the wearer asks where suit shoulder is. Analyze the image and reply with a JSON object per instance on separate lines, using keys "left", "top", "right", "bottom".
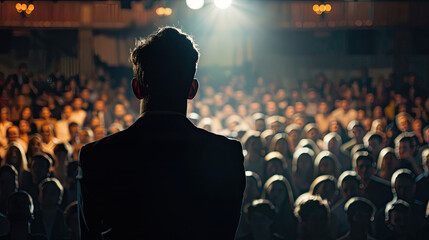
{"left": 194, "top": 127, "right": 242, "bottom": 148}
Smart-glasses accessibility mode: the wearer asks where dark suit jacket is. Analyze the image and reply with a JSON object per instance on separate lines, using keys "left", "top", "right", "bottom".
{"left": 77, "top": 111, "right": 245, "bottom": 240}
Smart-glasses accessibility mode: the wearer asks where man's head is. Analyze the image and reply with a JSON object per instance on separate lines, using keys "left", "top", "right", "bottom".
{"left": 353, "top": 152, "right": 375, "bottom": 182}
{"left": 30, "top": 153, "right": 53, "bottom": 185}
{"left": 6, "top": 126, "right": 19, "bottom": 143}
{"left": 395, "top": 133, "right": 412, "bottom": 160}
{"left": 294, "top": 196, "right": 330, "bottom": 238}
{"left": 391, "top": 169, "right": 415, "bottom": 203}
{"left": 344, "top": 197, "right": 375, "bottom": 233}
{"left": 131, "top": 27, "right": 199, "bottom": 107}
{"left": 338, "top": 171, "right": 361, "bottom": 201}
{"left": 385, "top": 200, "right": 410, "bottom": 234}
{"left": 38, "top": 178, "right": 63, "bottom": 209}
{"left": 40, "top": 123, "right": 54, "bottom": 143}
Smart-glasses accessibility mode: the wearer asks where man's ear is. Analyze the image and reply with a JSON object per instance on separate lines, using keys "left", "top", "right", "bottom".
{"left": 132, "top": 78, "right": 142, "bottom": 100}
{"left": 187, "top": 79, "right": 199, "bottom": 100}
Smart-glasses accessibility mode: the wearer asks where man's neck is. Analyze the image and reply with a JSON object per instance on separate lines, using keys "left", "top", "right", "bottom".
{"left": 140, "top": 98, "right": 187, "bottom": 116}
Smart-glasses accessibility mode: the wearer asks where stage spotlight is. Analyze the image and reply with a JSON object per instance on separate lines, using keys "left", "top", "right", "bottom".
{"left": 186, "top": 0, "right": 204, "bottom": 10}
{"left": 214, "top": 0, "right": 231, "bottom": 9}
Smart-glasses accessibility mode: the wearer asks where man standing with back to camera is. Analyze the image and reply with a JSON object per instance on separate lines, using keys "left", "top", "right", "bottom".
{"left": 77, "top": 27, "right": 246, "bottom": 239}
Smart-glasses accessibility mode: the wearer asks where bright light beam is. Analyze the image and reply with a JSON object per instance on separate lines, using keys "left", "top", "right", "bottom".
{"left": 186, "top": 0, "right": 204, "bottom": 10}
{"left": 214, "top": 0, "right": 232, "bottom": 9}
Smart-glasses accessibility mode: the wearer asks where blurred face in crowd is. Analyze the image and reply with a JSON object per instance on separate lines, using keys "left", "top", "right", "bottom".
{"left": 94, "top": 100, "right": 105, "bottom": 112}
{"left": 124, "top": 114, "right": 134, "bottom": 127}
{"left": 114, "top": 104, "right": 126, "bottom": 119}
{"left": 318, "top": 158, "right": 335, "bottom": 176}
{"left": 41, "top": 124, "right": 53, "bottom": 142}
{"left": 73, "top": 98, "right": 83, "bottom": 111}
{"left": 0, "top": 108, "right": 9, "bottom": 122}
{"left": 94, "top": 126, "right": 106, "bottom": 141}
{"left": 247, "top": 137, "right": 263, "bottom": 156}
{"left": 81, "top": 89, "right": 90, "bottom": 101}
{"left": 266, "top": 181, "right": 286, "bottom": 208}
{"left": 329, "top": 121, "right": 339, "bottom": 134}
{"left": 40, "top": 107, "right": 51, "bottom": 120}
{"left": 328, "top": 138, "right": 340, "bottom": 153}
{"left": 314, "top": 182, "right": 336, "bottom": 204}
{"left": 318, "top": 102, "right": 328, "bottom": 114}
{"left": 254, "top": 119, "right": 265, "bottom": 132}
{"left": 285, "top": 106, "right": 295, "bottom": 119}
{"left": 238, "top": 105, "right": 247, "bottom": 118}
{"left": 29, "top": 137, "right": 41, "bottom": 155}
{"left": 297, "top": 155, "right": 313, "bottom": 176}
{"left": 19, "top": 120, "right": 30, "bottom": 134}
{"left": 266, "top": 160, "right": 283, "bottom": 179}
{"left": 295, "top": 102, "right": 305, "bottom": 113}
{"left": 7, "top": 126, "right": 19, "bottom": 142}
{"left": 341, "top": 179, "right": 360, "bottom": 200}
{"left": 412, "top": 119, "right": 422, "bottom": 132}
{"left": 389, "top": 209, "right": 409, "bottom": 234}
{"left": 21, "top": 107, "right": 32, "bottom": 120}
{"left": 250, "top": 102, "right": 262, "bottom": 114}
{"left": 368, "top": 138, "right": 382, "bottom": 159}
{"left": 398, "top": 116, "right": 409, "bottom": 132}
{"left": 266, "top": 101, "right": 277, "bottom": 115}
{"left": 394, "top": 177, "right": 415, "bottom": 203}
{"left": 79, "top": 130, "right": 93, "bottom": 145}
{"left": 306, "top": 129, "right": 317, "bottom": 141}
{"left": 6, "top": 147, "right": 20, "bottom": 166}
{"left": 373, "top": 106, "right": 383, "bottom": 119}
{"left": 396, "top": 141, "right": 411, "bottom": 160}
{"left": 287, "top": 130, "right": 299, "bottom": 146}
{"left": 63, "top": 105, "right": 73, "bottom": 120}
{"left": 355, "top": 158, "right": 374, "bottom": 182}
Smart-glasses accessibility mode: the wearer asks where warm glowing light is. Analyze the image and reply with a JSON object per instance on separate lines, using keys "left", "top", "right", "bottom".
{"left": 25, "top": 8, "right": 31, "bottom": 14}
{"left": 325, "top": 4, "right": 331, "bottom": 12}
{"left": 313, "top": 4, "right": 319, "bottom": 12}
{"left": 186, "top": 0, "right": 204, "bottom": 10}
{"left": 164, "top": 8, "right": 172, "bottom": 16}
{"left": 28, "top": 4, "right": 35, "bottom": 11}
{"left": 17, "top": 9, "right": 22, "bottom": 13}
{"left": 21, "top": 3, "right": 27, "bottom": 11}
{"left": 319, "top": 4, "right": 326, "bottom": 12}
{"left": 156, "top": 7, "right": 165, "bottom": 15}
{"left": 16, "top": 3, "right": 21, "bottom": 10}
{"left": 214, "top": 0, "right": 232, "bottom": 9}
{"left": 316, "top": 10, "right": 322, "bottom": 15}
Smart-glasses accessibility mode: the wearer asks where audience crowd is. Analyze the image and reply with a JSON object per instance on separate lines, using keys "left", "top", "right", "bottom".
{"left": 0, "top": 63, "right": 428, "bottom": 240}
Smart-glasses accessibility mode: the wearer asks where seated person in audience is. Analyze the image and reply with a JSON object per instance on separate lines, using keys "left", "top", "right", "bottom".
{"left": 374, "top": 168, "right": 426, "bottom": 240}
{"left": 263, "top": 151, "right": 287, "bottom": 182}
{"left": 0, "top": 165, "right": 18, "bottom": 215}
{"left": 236, "top": 170, "right": 263, "bottom": 238}
{"left": 291, "top": 148, "right": 315, "bottom": 197}
{"left": 338, "top": 197, "right": 376, "bottom": 240}
{"left": 26, "top": 134, "right": 43, "bottom": 165}
{"left": 353, "top": 151, "right": 392, "bottom": 209}
{"left": 415, "top": 148, "right": 429, "bottom": 207}
{"left": 285, "top": 123, "right": 301, "bottom": 153}
{"left": 364, "top": 132, "right": 384, "bottom": 162}
{"left": 84, "top": 100, "right": 112, "bottom": 129}
{"left": 52, "top": 143, "right": 71, "bottom": 184}
{"left": 2, "top": 142, "right": 29, "bottom": 184}
{"left": 242, "top": 131, "right": 265, "bottom": 177}
{"left": 394, "top": 133, "right": 423, "bottom": 176}
{"left": 376, "top": 147, "right": 402, "bottom": 182}
{"left": 332, "top": 171, "right": 362, "bottom": 238}
{"left": 5, "top": 125, "right": 27, "bottom": 153}
{"left": 302, "top": 123, "right": 323, "bottom": 149}
{"left": 111, "top": 103, "right": 126, "bottom": 129}
{"left": 67, "top": 122, "right": 79, "bottom": 146}
{"left": 21, "top": 153, "right": 53, "bottom": 210}
{"left": 294, "top": 195, "right": 333, "bottom": 240}
{"left": 309, "top": 175, "right": 339, "bottom": 207}
{"left": 19, "top": 120, "right": 31, "bottom": 145}
{"left": 123, "top": 113, "right": 135, "bottom": 128}
{"left": 323, "top": 132, "right": 351, "bottom": 172}
{"left": 269, "top": 133, "right": 293, "bottom": 170}
{"left": 252, "top": 113, "right": 266, "bottom": 132}
{"left": 236, "top": 199, "right": 281, "bottom": 240}
{"left": 1, "top": 191, "right": 48, "bottom": 240}
{"left": 69, "top": 98, "right": 86, "bottom": 127}
{"left": 262, "top": 175, "right": 297, "bottom": 240}
{"left": 39, "top": 123, "right": 59, "bottom": 156}
{"left": 34, "top": 107, "right": 56, "bottom": 132}
{"left": 314, "top": 151, "right": 341, "bottom": 178}
{"left": 64, "top": 201, "right": 78, "bottom": 240}
{"left": 31, "top": 178, "right": 69, "bottom": 240}
{"left": 93, "top": 125, "right": 107, "bottom": 141}
{"left": 55, "top": 105, "right": 73, "bottom": 143}
{"left": 342, "top": 120, "right": 366, "bottom": 153}
{"left": 0, "top": 107, "right": 13, "bottom": 148}
{"left": 383, "top": 200, "right": 415, "bottom": 240}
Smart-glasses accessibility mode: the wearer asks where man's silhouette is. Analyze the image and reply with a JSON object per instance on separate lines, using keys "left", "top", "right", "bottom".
{"left": 77, "top": 27, "right": 245, "bottom": 239}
